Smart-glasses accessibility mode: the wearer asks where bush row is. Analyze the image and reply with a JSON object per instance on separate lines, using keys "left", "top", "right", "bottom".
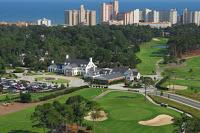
{"left": 155, "top": 76, "right": 169, "bottom": 90}
{"left": 38, "top": 85, "right": 89, "bottom": 101}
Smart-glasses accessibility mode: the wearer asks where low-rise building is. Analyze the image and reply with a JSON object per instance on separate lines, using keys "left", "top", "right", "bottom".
{"left": 139, "top": 22, "right": 172, "bottom": 28}
{"left": 37, "top": 18, "right": 51, "bottom": 27}
{"left": 48, "top": 56, "right": 141, "bottom": 85}
{"left": 48, "top": 57, "right": 97, "bottom": 76}
{"left": 124, "top": 69, "right": 141, "bottom": 81}
{"left": 85, "top": 67, "right": 141, "bottom": 85}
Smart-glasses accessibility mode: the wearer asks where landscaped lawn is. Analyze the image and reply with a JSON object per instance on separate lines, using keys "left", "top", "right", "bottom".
{"left": 0, "top": 88, "right": 105, "bottom": 133}
{"left": 136, "top": 38, "right": 168, "bottom": 75}
{"left": 0, "top": 89, "right": 180, "bottom": 133}
{"left": 35, "top": 77, "right": 69, "bottom": 84}
{"left": 162, "top": 57, "right": 200, "bottom": 101}
{"left": 92, "top": 91, "right": 180, "bottom": 133}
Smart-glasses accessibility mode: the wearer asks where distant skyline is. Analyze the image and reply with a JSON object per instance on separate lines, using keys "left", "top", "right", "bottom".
{"left": 0, "top": 0, "right": 199, "bottom": 24}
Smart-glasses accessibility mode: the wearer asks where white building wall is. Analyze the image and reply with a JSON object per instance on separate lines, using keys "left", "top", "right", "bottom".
{"left": 79, "top": 5, "right": 86, "bottom": 23}
{"left": 133, "top": 9, "right": 140, "bottom": 23}
{"left": 90, "top": 11, "right": 96, "bottom": 26}
{"left": 193, "top": 11, "right": 200, "bottom": 26}
{"left": 143, "top": 8, "right": 152, "bottom": 22}
{"left": 65, "top": 10, "right": 73, "bottom": 26}
{"left": 170, "top": 9, "right": 178, "bottom": 24}
{"left": 37, "top": 18, "right": 51, "bottom": 27}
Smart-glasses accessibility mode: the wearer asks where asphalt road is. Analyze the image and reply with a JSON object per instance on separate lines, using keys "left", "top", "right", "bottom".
{"left": 109, "top": 84, "right": 200, "bottom": 110}
{"left": 153, "top": 91, "right": 200, "bottom": 110}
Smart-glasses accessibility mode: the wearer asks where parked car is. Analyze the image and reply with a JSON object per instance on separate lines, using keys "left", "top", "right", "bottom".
{"left": 160, "top": 103, "right": 168, "bottom": 107}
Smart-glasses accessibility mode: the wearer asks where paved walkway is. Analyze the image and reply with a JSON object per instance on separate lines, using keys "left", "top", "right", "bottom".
{"left": 93, "top": 90, "right": 115, "bottom": 101}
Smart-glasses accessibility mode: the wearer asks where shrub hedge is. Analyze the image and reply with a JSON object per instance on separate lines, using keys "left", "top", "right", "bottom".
{"left": 38, "top": 85, "right": 89, "bottom": 101}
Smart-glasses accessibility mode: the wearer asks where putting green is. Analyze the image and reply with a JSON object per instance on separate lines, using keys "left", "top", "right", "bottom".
{"left": 91, "top": 91, "right": 180, "bottom": 133}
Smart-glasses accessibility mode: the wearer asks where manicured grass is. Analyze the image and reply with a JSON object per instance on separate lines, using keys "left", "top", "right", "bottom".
{"left": 91, "top": 91, "right": 180, "bottom": 133}
{"left": 35, "top": 77, "right": 69, "bottom": 84}
{"left": 0, "top": 88, "right": 105, "bottom": 133}
{"left": 149, "top": 95, "right": 200, "bottom": 119}
{"left": 162, "top": 57, "right": 200, "bottom": 101}
{"left": 0, "top": 89, "right": 180, "bottom": 133}
{"left": 163, "top": 57, "right": 200, "bottom": 87}
{"left": 136, "top": 38, "right": 168, "bottom": 75}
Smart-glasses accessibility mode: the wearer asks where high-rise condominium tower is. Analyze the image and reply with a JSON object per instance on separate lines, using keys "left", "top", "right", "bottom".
{"left": 149, "top": 10, "right": 159, "bottom": 23}
{"left": 79, "top": 5, "right": 86, "bottom": 24}
{"left": 193, "top": 11, "right": 200, "bottom": 26}
{"left": 101, "top": 0, "right": 119, "bottom": 22}
{"left": 142, "top": 8, "right": 152, "bottom": 22}
{"left": 183, "top": 8, "right": 193, "bottom": 24}
{"left": 170, "top": 9, "right": 178, "bottom": 24}
{"left": 113, "top": 0, "right": 119, "bottom": 16}
{"left": 133, "top": 9, "right": 140, "bottom": 24}
{"left": 101, "top": 2, "right": 114, "bottom": 22}
{"left": 65, "top": 5, "right": 96, "bottom": 26}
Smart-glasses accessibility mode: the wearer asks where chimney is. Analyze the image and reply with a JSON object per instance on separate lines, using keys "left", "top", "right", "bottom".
{"left": 89, "top": 57, "right": 93, "bottom": 62}
{"left": 66, "top": 55, "right": 69, "bottom": 60}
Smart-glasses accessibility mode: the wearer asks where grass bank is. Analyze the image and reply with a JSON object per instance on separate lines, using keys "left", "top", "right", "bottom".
{"left": 149, "top": 95, "right": 200, "bottom": 119}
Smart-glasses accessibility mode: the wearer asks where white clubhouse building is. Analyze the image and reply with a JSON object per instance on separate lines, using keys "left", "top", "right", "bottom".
{"left": 48, "top": 56, "right": 140, "bottom": 84}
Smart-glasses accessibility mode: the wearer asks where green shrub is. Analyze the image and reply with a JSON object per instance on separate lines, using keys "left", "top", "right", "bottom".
{"left": 20, "top": 92, "right": 32, "bottom": 103}
{"left": 14, "top": 67, "right": 25, "bottom": 73}
{"left": 39, "top": 86, "right": 88, "bottom": 101}
{"left": 156, "top": 76, "right": 169, "bottom": 90}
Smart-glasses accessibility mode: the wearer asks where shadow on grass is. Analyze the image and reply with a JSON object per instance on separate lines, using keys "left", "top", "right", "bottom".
{"left": 8, "top": 130, "right": 37, "bottom": 133}
{"left": 117, "top": 96, "right": 136, "bottom": 99}
{"left": 150, "top": 49, "right": 168, "bottom": 58}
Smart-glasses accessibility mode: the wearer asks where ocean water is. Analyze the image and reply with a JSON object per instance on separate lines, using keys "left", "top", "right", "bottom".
{"left": 0, "top": 0, "right": 200, "bottom": 24}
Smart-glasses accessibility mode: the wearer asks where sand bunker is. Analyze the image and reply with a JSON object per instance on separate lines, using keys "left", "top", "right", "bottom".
{"left": 153, "top": 38, "right": 160, "bottom": 41}
{"left": 138, "top": 114, "right": 174, "bottom": 126}
{"left": 84, "top": 111, "right": 107, "bottom": 121}
{"left": 167, "top": 85, "right": 187, "bottom": 90}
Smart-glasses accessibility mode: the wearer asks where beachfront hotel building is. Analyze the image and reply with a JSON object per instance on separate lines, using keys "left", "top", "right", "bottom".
{"left": 65, "top": 5, "right": 96, "bottom": 26}
{"left": 170, "top": 9, "right": 178, "bottom": 24}
{"left": 101, "top": 0, "right": 140, "bottom": 25}
{"left": 183, "top": 8, "right": 193, "bottom": 24}
{"left": 37, "top": 18, "right": 51, "bottom": 27}
{"left": 101, "top": 0, "right": 119, "bottom": 22}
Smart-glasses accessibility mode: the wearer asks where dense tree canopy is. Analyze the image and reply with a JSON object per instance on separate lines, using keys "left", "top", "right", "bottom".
{"left": 0, "top": 57, "right": 5, "bottom": 74}
{"left": 166, "top": 24, "right": 200, "bottom": 58}
{"left": 0, "top": 25, "right": 160, "bottom": 70}
{"left": 173, "top": 113, "right": 200, "bottom": 133}
{"left": 31, "top": 95, "right": 98, "bottom": 133}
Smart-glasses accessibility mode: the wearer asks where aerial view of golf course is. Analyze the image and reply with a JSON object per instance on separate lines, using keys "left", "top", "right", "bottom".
{"left": 0, "top": 36, "right": 200, "bottom": 133}
{"left": 0, "top": 88, "right": 180, "bottom": 133}
{"left": 1, "top": 2, "right": 200, "bottom": 132}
